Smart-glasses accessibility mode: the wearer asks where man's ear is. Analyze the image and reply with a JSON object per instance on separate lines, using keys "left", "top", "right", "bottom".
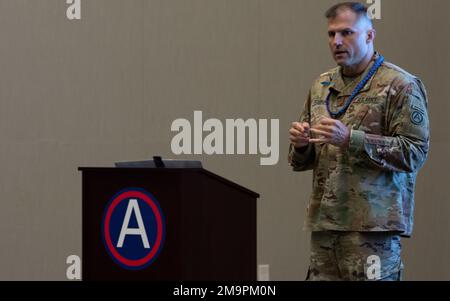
{"left": 367, "top": 29, "right": 376, "bottom": 43}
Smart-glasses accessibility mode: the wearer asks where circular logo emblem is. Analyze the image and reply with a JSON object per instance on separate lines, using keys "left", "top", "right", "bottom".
{"left": 411, "top": 110, "right": 424, "bottom": 125}
{"left": 102, "top": 188, "right": 165, "bottom": 270}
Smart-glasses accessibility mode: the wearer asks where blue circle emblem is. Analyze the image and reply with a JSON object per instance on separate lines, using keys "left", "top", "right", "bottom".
{"left": 102, "top": 188, "right": 165, "bottom": 270}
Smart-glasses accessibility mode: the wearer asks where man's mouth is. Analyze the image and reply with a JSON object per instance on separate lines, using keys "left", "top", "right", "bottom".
{"left": 334, "top": 50, "right": 348, "bottom": 56}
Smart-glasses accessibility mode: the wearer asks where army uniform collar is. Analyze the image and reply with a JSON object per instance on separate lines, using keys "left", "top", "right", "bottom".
{"left": 326, "top": 52, "right": 382, "bottom": 97}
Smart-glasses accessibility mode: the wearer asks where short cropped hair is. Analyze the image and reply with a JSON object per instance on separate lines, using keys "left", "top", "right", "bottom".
{"left": 325, "top": 2, "right": 369, "bottom": 20}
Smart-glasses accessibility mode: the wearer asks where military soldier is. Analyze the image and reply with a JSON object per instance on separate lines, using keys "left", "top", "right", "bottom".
{"left": 288, "top": 2, "right": 430, "bottom": 281}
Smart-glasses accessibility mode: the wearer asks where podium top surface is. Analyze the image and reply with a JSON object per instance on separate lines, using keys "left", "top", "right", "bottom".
{"left": 114, "top": 159, "right": 202, "bottom": 168}
{"left": 78, "top": 167, "right": 259, "bottom": 198}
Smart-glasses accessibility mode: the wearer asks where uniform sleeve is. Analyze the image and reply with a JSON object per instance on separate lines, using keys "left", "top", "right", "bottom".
{"left": 348, "top": 79, "right": 430, "bottom": 173}
{"left": 288, "top": 90, "right": 316, "bottom": 172}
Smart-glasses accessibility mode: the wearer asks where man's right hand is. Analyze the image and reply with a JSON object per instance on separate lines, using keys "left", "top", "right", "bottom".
{"left": 289, "top": 122, "right": 311, "bottom": 149}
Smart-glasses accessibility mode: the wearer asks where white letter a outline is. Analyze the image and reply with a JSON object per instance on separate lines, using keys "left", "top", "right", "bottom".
{"left": 117, "top": 199, "right": 150, "bottom": 249}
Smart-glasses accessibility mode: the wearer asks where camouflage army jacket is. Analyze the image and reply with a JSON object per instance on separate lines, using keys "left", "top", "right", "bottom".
{"left": 288, "top": 53, "right": 430, "bottom": 237}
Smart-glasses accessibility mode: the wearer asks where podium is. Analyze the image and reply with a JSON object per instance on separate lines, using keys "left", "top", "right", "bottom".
{"left": 79, "top": 165, "right": 259, "bottom": 281}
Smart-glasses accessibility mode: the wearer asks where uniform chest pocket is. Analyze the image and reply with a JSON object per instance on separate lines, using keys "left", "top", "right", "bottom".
{"left": 348, "top": 104, "right": 369, "bottom": 130}
{"left": 348, "top": 98, "right": 385, "bottom": 134}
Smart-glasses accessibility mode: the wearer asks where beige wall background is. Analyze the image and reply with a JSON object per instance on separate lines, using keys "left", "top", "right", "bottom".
{"left": 0, "top": 0, "right": 447, "bottom": 280}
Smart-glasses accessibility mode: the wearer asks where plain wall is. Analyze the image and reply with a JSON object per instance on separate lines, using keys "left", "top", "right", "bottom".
{"left": 0, "top": 0, "right": 447, "bottom": 280}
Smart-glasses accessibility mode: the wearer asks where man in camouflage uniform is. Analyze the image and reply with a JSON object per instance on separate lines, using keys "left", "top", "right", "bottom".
{"left": 288, "top": 2, "right": 429, "bottom": 281}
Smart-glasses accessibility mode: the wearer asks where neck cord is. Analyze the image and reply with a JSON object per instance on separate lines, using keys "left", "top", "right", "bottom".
{"left": 326, "top": 55, "right": 384, "bottom": 119}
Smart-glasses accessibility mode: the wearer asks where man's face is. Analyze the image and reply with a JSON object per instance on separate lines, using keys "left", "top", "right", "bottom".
{"left": 327, "top": 9, "right": 372, "bottom": 67}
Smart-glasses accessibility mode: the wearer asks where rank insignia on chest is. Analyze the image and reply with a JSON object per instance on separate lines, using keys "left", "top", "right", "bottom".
{"left": 321, "top": 81, "right": 334, "bottom": 87}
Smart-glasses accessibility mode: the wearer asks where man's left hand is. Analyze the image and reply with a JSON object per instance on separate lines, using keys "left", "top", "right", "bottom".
{"left": 309, "top": 117, "right": 350, "bottom": 149}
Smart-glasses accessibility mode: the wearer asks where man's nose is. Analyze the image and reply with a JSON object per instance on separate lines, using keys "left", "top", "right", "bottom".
{"left": 333, "top": 33, "right": 343, "bottom": 47}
